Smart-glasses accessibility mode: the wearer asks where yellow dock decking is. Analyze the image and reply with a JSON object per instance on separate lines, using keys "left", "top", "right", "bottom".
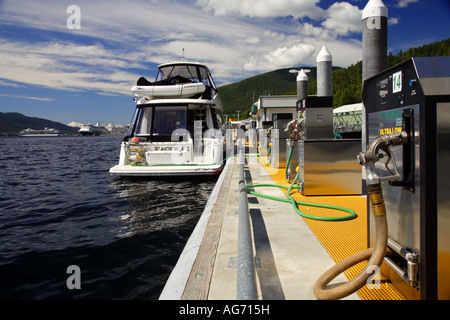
{"left": 260, "top": 157, "right": 407, "bottom": 300}
{"left": 160, "top": 153, "right": 408, "bottom": 300}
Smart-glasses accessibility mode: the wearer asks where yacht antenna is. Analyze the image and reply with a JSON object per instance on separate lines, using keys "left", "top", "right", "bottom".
{"left": 166, "top": 35, "right": 169, "bottom": 62}
{"left": 182, "top": 48, "right": 186, "bottom": 61}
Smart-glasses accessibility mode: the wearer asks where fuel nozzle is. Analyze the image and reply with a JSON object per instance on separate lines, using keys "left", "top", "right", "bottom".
{"left": 357, "top": 131, "right": 408, "bottom": 165}
{"left": 357, "top": 131, "right": 408, "bottom": 185}
{"left": 284, "top": 118, "right": 304, "bottom": 140}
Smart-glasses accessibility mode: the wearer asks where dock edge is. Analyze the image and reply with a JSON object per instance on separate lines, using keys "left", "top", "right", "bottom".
{"left": 158, "top": 158, "right": 233, "bottom": 300}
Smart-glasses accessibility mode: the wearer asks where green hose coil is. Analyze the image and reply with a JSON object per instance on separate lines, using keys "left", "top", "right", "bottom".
{"left": 247, "top": 172, "right": 357, "bottom": 222}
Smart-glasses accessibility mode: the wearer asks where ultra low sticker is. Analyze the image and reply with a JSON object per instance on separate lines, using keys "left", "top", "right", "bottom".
{"left": 380, "top": 127, "right": 403, "bottom": 135}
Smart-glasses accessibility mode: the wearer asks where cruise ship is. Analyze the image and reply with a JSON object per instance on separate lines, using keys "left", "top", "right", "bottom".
{"left": 18, "top": 128, "right": 61, "bottom": 137}
{"left": 78, "top": 123, "right": 109, "bottom": 136}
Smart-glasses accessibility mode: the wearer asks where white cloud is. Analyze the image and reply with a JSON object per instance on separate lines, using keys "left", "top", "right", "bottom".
{"left": 0, "top": 39, "right": 139, "bottom": 95}
{"left": 0, "top": 93, "right": 54, "bottom": 101}
{"left": 397, "top": 0, "right": 419, "bottom": 8}
{"left": 0, "top": 80, "right": 22, "bottom": 87}
{"left": 67, "top": 121, "right": 83, "bottom": 127}
{"left": 298, "top": 23, "right": 334, "bottom": 39}
{"left": 239, "top": 36, "right": 261, "bottom": 45}
{"left": 197, "top": 0, "right": 324, "bottom": 19}
{"left": 321, "top": 2, "right": 362, "bottom": 36}
{"left": 0, "top": 0, "right": 366, "bottom": 92}
{"left": 389, "top": 17, "right": 399, "bottom": 26}
{"left": 244, "top": 43, "right": 316, "bottom": 72}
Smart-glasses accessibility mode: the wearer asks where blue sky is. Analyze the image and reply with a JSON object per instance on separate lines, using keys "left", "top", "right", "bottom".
{"left": 0, "top": 0, "right": 449, "bottom": 126}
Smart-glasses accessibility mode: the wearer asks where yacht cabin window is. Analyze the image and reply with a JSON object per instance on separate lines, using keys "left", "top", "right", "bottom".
{"left": 134, "top": 106, "right": 187, "bottom": 139}
{"left": 135, "top": 107, "right": 153, "bottom": 136}
{"left": 153, "top": 107, "right": 187, "bottom": 136}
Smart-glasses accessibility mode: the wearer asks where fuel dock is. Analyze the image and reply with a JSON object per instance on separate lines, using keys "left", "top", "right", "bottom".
{"left": 160, "top": 154, "right": 365, "bottom": 300}
{"left": 160, "top": 146, "right": 406, "bottom": 300}
{"left": 159, "top": 55, "right": 450, "bottom": 301}
{"left": 160, "top": 0, "right": 450, "bottom": 300}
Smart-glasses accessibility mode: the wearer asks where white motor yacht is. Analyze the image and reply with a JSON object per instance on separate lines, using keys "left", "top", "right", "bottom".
{"left": 109, "top": 61, "right": 225, "bottom": 177}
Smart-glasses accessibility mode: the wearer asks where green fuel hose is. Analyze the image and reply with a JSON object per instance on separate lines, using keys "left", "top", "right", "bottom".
{"left": 252, "top": 138, "right": 355, "bottom": 221}
{"left": 247, "top": 172, "right": 357, "bottom": 222}
{"left": 285, "top": 144, "right": 293, "bottom": 181}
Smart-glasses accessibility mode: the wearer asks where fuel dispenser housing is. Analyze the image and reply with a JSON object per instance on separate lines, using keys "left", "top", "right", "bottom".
{"left": 362, "top": 56, "right": 450, "bottom": 300}
{"left": 296, "top": 96, "right": 362, "bottom": 195}
{"left": 272, "top": 113, "right": 292, "bottom": 168}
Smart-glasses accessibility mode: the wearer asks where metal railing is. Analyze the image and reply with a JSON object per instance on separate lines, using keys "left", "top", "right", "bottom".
{"left": 333, "top": 111, "right": 362, "bottom": 134}
{"left": 236, "top": 151, "right": 258, "bottom": 300}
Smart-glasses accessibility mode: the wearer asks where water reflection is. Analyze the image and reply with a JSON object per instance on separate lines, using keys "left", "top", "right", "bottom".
{"left": 109, "top": 177, "right": 216, "bottom": 239}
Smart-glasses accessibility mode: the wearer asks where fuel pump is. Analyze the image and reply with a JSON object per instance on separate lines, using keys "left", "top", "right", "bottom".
{"left": 296, "top": 96, "right": 362, "bottom": 195}
{"left": 314, "top": 131, "right": 408, "bottom": 300}
{"left": 362, "top": 57, "right": 450, "bottom": 300}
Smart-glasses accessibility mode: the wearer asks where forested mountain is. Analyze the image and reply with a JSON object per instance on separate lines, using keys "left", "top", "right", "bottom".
{"left": 387, "top": 38, "right": 450, "bottom": 66}
{"left": 219, "top": 67, "right": 321, "bottom": 118}
{"left": 219, "top": 38, "right": 450, "bottom": 119}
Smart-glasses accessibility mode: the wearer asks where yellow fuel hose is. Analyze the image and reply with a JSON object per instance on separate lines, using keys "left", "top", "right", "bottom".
{"left": 313, "top": 183, "right": 388, "bottom": 300}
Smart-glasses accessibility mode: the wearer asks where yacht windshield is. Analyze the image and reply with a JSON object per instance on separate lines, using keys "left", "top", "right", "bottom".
{"left": 156, "top": 64, "right": 214, "bottom": 87}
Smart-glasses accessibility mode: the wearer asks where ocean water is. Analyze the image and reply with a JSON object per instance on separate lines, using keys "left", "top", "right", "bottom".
{"left": 0, "top": 136, "right": 216, "bottom": 299}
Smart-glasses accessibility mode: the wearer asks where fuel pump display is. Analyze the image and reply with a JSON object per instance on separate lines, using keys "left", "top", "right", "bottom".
{"left": 362, "top": 57, "right": 450, "bottom": 300}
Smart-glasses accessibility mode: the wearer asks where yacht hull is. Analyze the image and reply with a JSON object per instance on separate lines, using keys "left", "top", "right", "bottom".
{"left": 109, "top": 164, "right": 224, "bottom": 177}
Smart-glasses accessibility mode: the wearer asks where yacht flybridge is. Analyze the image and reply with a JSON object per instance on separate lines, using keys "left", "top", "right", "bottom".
{"left": 109, "top": 61, "right": 225, "bottom": 177}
